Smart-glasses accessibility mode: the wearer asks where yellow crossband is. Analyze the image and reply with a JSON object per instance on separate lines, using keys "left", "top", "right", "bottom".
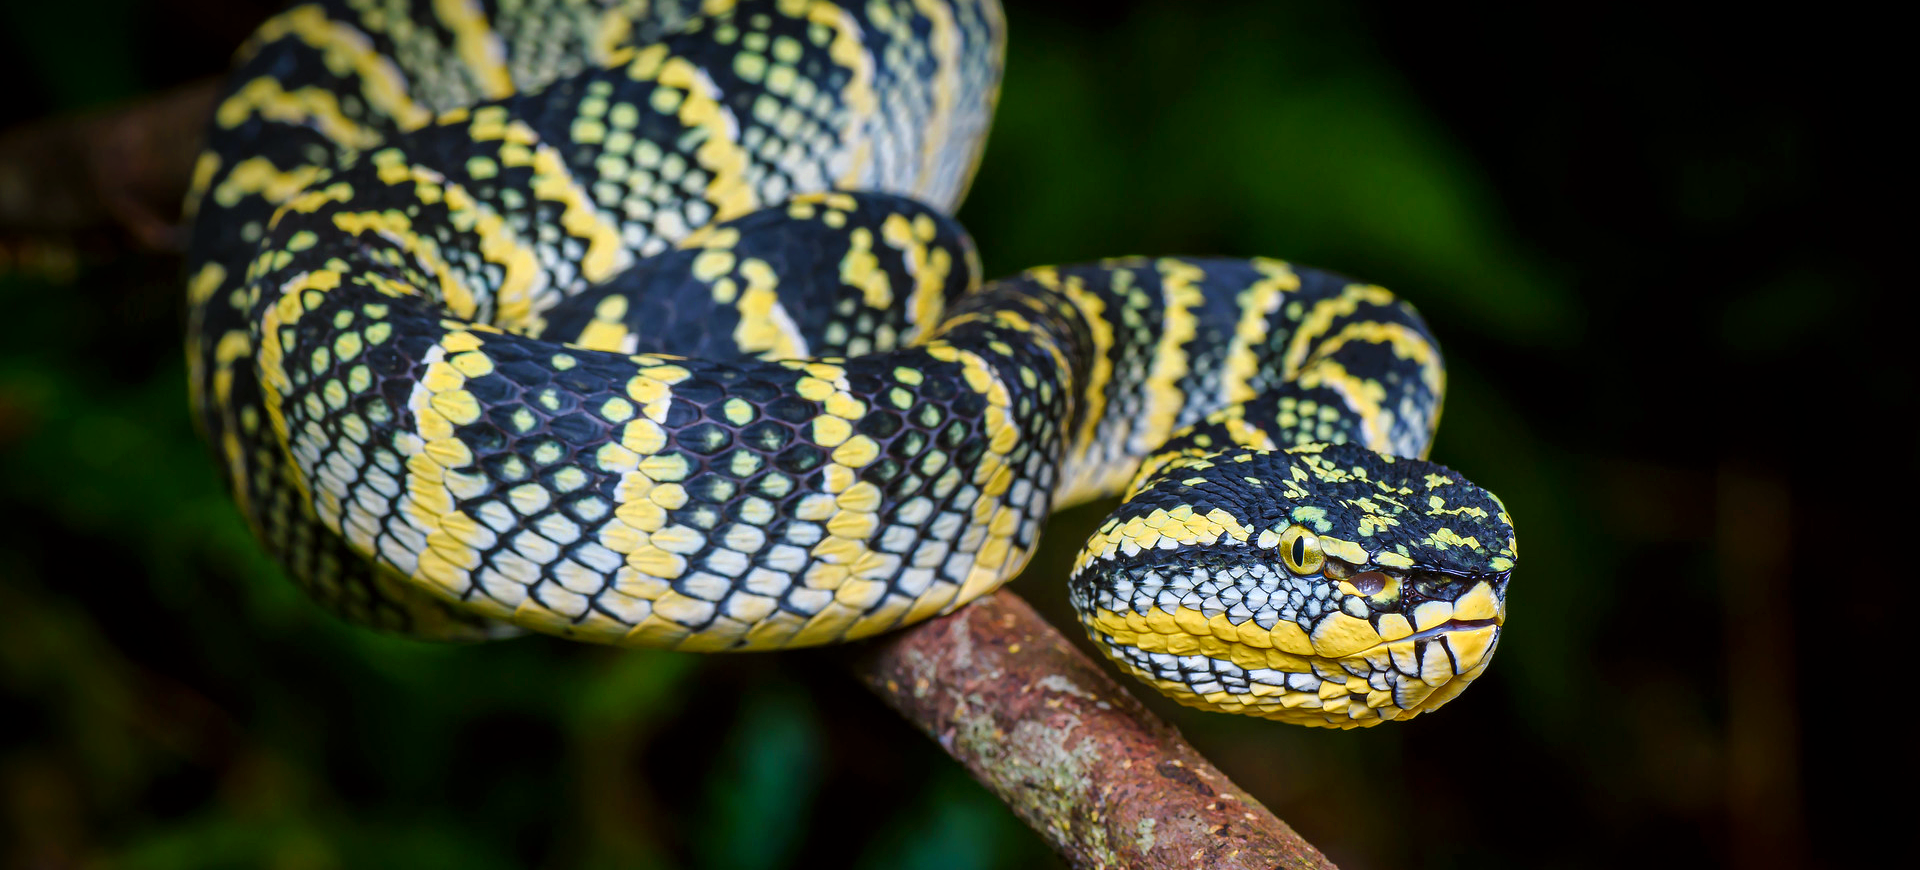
{"left": 807, "top": 2, "right": 879, "bottom": 187}
{"left": 885, "top": 211, "right": 955, "bottom": 342}
{"left": 655, "top": 56, "right": 759, "bottom": 221}
{"left": 522, "top": 138, "right": 630, "bottom": 284}
{"left": 431, "top": 0, "right": 515, "bottom": 100}
{"left": 1133, "top": 258, "right": 1203, "bottom": 454}
{"left": 184, "top": 151, "right": 223, "bottom": 220}
{"left": 1050, "top": 269, "right": 1122, "bottom": 506}
{"left": 736, "top": 257, "right": 809, "bottom": 358}
{"left": 440, "top": 181, "right": 545, "bottom": 329}
{"left": 840, "top": 225, "right": 890, "bottom": 308}
{"left": 216, "top": 77, "right": 384, "bottom": 150}
{"left": 1306, "top": 320, "right": 1443, "bottom": 396}
{"left": 245, "top": 5, "right": 433, "bottom": 130}
{"left": 1297, "top": 359, "right": 1394, "bottom": 452}
{"left": 1220, "top": 258, "right": 1298, "bottom": 404}
{"left": 1281, "top": 282, "right": 1399, "bottom": 379}
{"left": 347, "top": 150, "right": 492, "bottom": 317}
{"left": 912, "top": 0, "right": 961, "bottom": 199}
{"left": 211, "top": 158, "right": 328, "bottom": 211}
{"left": 591, "top": 2, "right": 652, "bottom": 63}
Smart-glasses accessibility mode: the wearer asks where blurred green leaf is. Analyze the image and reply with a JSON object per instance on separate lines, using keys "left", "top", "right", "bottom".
{"left": 696, "top": 683, "right": 821, "bottom": 870}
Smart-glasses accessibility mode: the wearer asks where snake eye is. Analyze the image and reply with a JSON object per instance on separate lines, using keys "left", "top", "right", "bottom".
{"left": 1277, "top": 525, "right": 1324, "bottom": 575}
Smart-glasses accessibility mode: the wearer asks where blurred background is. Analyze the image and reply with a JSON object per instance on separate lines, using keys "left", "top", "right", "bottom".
{"left": 0, "top": 1, "right": 1894, "bottom": 868}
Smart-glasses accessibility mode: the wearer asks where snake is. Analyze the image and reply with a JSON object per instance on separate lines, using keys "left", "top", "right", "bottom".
{"left": 184, "top": 0, "right": 1516, "bottom": 729}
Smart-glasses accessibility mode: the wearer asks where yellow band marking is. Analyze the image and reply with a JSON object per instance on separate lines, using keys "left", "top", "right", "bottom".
{"left": 523, "top": 135, "right": 629, "bottom": 283}
{"left": 1296, "top": 360, "right": 1391, "bottom": 452}
{"left": 216, "top": 76, "right": 384, "bottom": 150}
{"left": 254, "top": 267, "right": 347, "bottom": 508}
{"left": 733, "top": 258, "right": 808, "bottom": 358}
{"left": 840, "top": 225, "right": 889, "bottom": 308}
{"left": 212, "top": 158, "right": 328, "bottom": 211}
{"left": 895, "top": 212, "right": 952, "bottom": 341}
{"left": 245, "top": 6, "right": 432, "bottom": 130}
{"left": 1220, "top": 258, "right": 1298, "bottom": 404}
{"left": 805, "top": 2, "right": 878, "bottom": 187}
{"left": 911, "top": 0, "right": 960, "bottom": 198}
{"left": 591, "top": 2, "right": 653, "bottom": 62}
{"left": 348, "top": 151, "right": 486, "bottom": 318}
{"left": 440, "top": 180, "right": 545, "bottom": 329}
{"left": 655, "top": 56, "right": 758, "bottom": 221}
{"left": 1048, "top": 269, "right": 1122, "bottom": 506}
{"left": 1134, "top": 258, "right": 1204, "bottom": 453}
{"left": 1299, "top": 318, "right": 1446, "bottom": 454}
{"left": 1282, "top": 282, "right": 1398, "bottom": 379}
{"left": 184, "top": 151, "right": 222, "bottom": 219}
{"left": 431, "top": 0, "right": 515, "bottom": 100}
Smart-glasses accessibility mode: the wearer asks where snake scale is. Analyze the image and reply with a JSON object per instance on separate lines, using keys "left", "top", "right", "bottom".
{"left": 185, "top": 0, "right": 1516, "bottom": 728}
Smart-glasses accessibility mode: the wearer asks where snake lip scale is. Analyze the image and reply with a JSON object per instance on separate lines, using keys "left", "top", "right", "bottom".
{"left": 185, "top": 0, "right": 1517, "bottom": 729}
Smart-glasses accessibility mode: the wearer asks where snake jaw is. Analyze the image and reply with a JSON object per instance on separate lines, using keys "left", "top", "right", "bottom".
{"left": 1072, "top": 563, "right": 1510, "bottom": 728}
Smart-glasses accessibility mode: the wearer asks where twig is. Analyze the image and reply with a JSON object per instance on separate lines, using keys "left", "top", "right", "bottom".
{"left": 0, "top": 81, "right": 1338, "bottom": 870}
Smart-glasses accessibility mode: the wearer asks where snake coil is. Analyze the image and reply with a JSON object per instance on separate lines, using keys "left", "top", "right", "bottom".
{"left": 187, "top": 0, "right": 1516, "bottom": 728}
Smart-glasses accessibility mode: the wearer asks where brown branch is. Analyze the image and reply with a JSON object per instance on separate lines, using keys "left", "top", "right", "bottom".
{"left": 0, "top": 78, "right": 220, "bottom": 252}
{"left": 851, "top": 591, "right": 1333, "bottom": 869}
{"left": 0, "top": 81, "right": 1337, "bottom": 870}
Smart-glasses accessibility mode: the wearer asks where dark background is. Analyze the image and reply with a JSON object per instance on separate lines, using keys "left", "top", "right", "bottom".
{"left": 0, "top": 2, "right": 1896, "bottom": 868}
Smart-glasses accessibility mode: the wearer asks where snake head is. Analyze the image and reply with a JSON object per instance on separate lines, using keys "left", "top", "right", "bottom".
{"left": 1068, "top": 442, "right": 1516, "bottom": 728}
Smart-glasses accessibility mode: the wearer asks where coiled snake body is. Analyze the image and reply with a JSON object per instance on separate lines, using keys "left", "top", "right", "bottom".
{"left": 186, "top": 0, "right": 1516, "bottom": 728}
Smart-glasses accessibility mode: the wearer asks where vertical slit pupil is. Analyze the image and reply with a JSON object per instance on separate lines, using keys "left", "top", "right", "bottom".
{"left": 1291, "top": 537, "right": 1305, "bottom": 567}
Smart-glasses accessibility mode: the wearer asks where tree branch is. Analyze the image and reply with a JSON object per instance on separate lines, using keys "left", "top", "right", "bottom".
{"left": 851, "top": 591, "right": 1334, "bottom": 869}
{"left": 0, "top": 79, "right": 219, "bottom": 252}
{"left": 0, "top": 85, "right": 1338, "bottom": 870}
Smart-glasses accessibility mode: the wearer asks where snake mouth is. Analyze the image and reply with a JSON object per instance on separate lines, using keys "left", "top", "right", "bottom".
{"left": 1352, "top": 616, "right": 1502, "bottom": 657}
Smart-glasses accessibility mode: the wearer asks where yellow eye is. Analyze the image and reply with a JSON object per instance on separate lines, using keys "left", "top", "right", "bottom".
{"left": 1277, "top": 525, "right": 1325, "bottom": 575}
